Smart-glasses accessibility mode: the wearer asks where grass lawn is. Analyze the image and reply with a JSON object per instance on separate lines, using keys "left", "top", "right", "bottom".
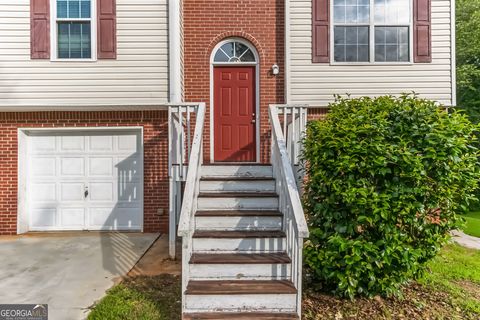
{"left": 88, "top": 275, "right": 181, "bottom": 320}
{"left": 88, "top": 244, "right": 480, "bottom": 320}
{"left": 464, "top": 211, "right": 480, "bottom": 238}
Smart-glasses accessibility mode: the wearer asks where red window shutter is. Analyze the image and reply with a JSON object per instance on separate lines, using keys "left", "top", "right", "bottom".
{"left": 413, "top": 0, "right": 432, "bottom": 63}
{"left": 30, "top": 0, "right": 50, "bottom": 59}
{"left": 312, "top": 0, "right": 330, "bottom": 63}
{"left": 97, "top": 0, "right": 117, "bottom": 59}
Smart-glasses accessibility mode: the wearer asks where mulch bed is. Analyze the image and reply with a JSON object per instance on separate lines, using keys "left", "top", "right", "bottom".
{"left": 303, "top": 282, "right": 475, "bottom": 320}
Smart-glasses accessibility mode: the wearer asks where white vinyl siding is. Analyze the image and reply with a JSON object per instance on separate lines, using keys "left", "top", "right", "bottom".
{"left": 288, "top": 0, "right": 454, "bottom": 107}
{"left": 0, "top": 0, "right": 168, "bottom": 109}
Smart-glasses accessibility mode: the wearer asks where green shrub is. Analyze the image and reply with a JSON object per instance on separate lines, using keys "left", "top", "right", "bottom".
{"left": 302, "top": 95, "right": 480, "bottom": 299}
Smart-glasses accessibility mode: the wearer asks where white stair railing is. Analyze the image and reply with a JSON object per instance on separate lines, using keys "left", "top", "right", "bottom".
{"left": 172, "top": 103, "right": 206, "bottom": 313}
{"left": 271, "top": 104, "right": 308, "bottom": 190}
{"left": 271, "top": 104, "right": 308, "bottom": 166}
{"left": 168, "top": 103, "right": 206, "bottom": 259}
{"left": 269, "top": 104, "right": 309, "bottom": 318}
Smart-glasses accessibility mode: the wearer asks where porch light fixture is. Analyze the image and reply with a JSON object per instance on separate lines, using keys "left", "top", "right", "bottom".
{"left": 272, "top": 64, "right": 280, "bottom": 75}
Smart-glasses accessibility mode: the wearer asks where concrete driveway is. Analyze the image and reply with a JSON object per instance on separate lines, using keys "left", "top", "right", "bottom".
{"left": 0, "top": 232, "right": 159, "bottom": 320}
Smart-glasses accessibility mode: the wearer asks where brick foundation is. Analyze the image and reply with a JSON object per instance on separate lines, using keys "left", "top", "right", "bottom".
{"left": 0, "top": 111, "right": 169, "bottom": 235}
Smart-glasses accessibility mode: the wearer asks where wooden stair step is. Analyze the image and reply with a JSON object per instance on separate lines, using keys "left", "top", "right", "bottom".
{"left": 196, "top": 210, "right": 282, "bottom": 217}
{"left": 185, "top": 280, "right": 297, "bottom": 295}
{"left": 204, "top": 163, "right": 272, "bottom": 166}
{"left": 200, "top": 176, "right": 275, "bottom": 181}
{"left": 183, "top": 312, "right": 299, "bottom": 319}
{"left": 198, "top": 192, "right": 278, "bottom": 198}
{"left": 190, "top": 252, "right": 291, "bottom": 264}
{"left": 192, "top": 230, "right": 286, "bottom": 239}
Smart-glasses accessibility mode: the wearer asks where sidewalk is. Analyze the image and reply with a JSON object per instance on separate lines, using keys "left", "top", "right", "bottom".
{"left": 452, "top": 230, "right": 480, "bottom": 250}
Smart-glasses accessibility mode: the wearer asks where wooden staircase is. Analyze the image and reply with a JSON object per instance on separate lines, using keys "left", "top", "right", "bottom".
{"left": 182, "top": 164, "right": 299, "bottom": 319}
{"left": 171, "top": 104, "right": 309, "bottom": 319}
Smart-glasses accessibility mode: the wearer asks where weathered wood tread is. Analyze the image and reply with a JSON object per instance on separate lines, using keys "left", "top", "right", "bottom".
{"left": 183, "top": 312, "right": 299, "bottom": 319}
{"left": 190, "top": 252, "right": 291, "bottom": 264}
{"left": 201, "top": 176, "right": 274, "bottom": 181}
{"left": 198, "top": 192, "right": 278, "bottom": 198}
{"left": 192, "top": 230, "right": 286, "bottom": 239}
{"left": 185, "top": 280, "right": 297, "bottom": 295}
{"left": 204, "top": 163, "right": 272, "bottom": 166}
{"left": 195, "top": 210, "right": 282, "bottom": 217}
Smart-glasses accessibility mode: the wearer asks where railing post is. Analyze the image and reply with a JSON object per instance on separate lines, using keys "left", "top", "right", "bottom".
{"left": 168, "top": 103, "right": 206, "bottom": 260}
{"left": 168, "top": 108, "right": 176, "bottom": 259}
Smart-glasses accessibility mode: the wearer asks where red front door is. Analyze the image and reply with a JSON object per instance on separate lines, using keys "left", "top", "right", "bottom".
{"left": 214, "top": 66, "right": 256, "bottom": 162}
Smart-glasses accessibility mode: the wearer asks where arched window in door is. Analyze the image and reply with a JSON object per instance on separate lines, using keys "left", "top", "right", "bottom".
{"left": 213, "top": 40, "right": 257, "bottom": 63}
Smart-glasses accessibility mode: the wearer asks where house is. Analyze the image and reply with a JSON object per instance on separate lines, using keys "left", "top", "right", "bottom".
{"left": 0, "top": 0, "right": 455, "bottom": 319}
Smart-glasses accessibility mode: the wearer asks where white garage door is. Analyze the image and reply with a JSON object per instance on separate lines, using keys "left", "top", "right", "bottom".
{"left": 26, "top": 129, "right": 143, "bottom": 231}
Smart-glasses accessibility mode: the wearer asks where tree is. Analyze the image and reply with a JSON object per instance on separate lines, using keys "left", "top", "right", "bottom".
{"left": 457, "top": 0, "right": 480, "bottom": 122}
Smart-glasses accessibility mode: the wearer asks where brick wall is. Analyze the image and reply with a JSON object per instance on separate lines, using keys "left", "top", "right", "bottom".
{"left": 0, "top": 111, "right": 169, "bottom": 235}
{"left": 308, "top": 107, "right": 329, "bottom": 121}
{"left": 183, "top": 0, "right": 285, "bottom": 163}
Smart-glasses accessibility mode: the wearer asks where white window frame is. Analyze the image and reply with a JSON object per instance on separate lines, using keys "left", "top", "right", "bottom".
{"left": 330, "top": 0, "right": 414, "bottom": 65}
{"left": 50, "top": 0, "right": 97, "bottom": 62}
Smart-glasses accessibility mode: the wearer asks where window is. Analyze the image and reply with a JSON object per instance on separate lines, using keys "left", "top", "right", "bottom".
{"left": 213, "top": 40, "right": 256, "bottom": 63}
{"left": 333, "top": 0, "right": 411, "bottom": 63}
{"left": 53, "top": 0, "right": 94, "bottom": 59}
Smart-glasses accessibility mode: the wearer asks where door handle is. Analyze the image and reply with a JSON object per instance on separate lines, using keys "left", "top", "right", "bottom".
{"left": 252, "top": 113, "right": 256, "bottom": 124}
{"left": 84, "top": 187, "right": 89, "bottom": 198}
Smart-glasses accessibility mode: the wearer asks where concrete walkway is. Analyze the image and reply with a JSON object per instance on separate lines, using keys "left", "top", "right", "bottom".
{"left": 0, "top": 232, "right": 159, "bottom": 320}
{"left": 452, "top": 230, "right": 480, "bottom": 250}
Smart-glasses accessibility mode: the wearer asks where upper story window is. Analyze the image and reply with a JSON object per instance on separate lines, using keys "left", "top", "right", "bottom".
{"left": 332, "top": 0, "right": 411, "bottom": 63}
{"left": 54, "top": 0, "right": 94, "bottom": 59}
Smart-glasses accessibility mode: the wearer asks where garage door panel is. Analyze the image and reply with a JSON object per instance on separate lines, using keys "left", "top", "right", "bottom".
{"left": 60, "top": 157, "right": 85, "bottom": 176}
{"left": 30, "top": 136, "right": 56, "bottom": 153}
{"left": 27, "top": 129, "right": 143, "bottom": 232}
{"left": 60, "top": 208, "right": 85, "bottom": 228}
{"left": 116, "top": 157, "right": 141, "bottom": 178}
{"left": 89, "top": 157, "right": 114, "bottom": 177}
{"left": 31, "top": 157, "right": 56, "bottom": 177}
{"left": 115, "top": 208, "right": 142, "bottom": 228}
{"left": 89, "top": 182, "right": 114, "bottom": 201}
{"left": 118, "top": 182, "right": 141, "bottom": 202}
{"left": 30, "top": 208, "right": 57, "bottom": 228}
{"left": 89, "top": 135, "right": 114, "bottom": 152}
{"left": 60, "top": 136, "right": 85, "bottom": 152}
{"left": 60, "top": 183, "right": 85, "bottom": 202}
{"left": 31, "top": 183, "right": 56, "bottom": 202}
{"left": 118, "top": 135, "right": 139, "bottom": 153}
{"left": 89, "top": 207, "right": 142, "bottom": 230}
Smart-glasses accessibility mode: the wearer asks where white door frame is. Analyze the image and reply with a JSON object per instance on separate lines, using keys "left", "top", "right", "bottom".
{"left": 209, "top": 38, "right": 261, "bottom": 163}
{"left": 17, "top": 126, "right": 144, "bottom": 234}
